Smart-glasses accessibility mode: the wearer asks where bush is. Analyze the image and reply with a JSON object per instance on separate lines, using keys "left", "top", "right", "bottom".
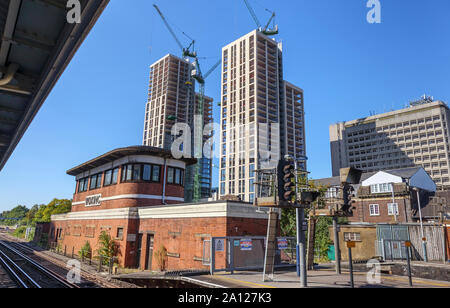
{"left": 79, "top": 241, "right": 92, "bottom": 260}
{"left": 154, "top": 245, "right": 168, "bottom": 272}
{"left": 13, "top": 226, "right": 27, "bottom": 239}
{"left": 96, "top": 231, "right": 118, "bottom": 265}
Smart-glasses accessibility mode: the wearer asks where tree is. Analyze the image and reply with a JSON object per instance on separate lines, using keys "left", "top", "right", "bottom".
{"left": 280, "top": 177, "right": 338, "bottom": 262}
{"left": 32, "top": 199, "right": 72, "bottom": 224}
{"left": 97, "top": 231, "right": 118, "bottom": 265}
{"left": 1, "top": 205, "right": 29, "bottom": 226}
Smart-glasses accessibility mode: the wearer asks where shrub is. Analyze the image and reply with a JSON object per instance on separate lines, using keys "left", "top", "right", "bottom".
{"left": 154, "top": 245, "right": 168, "bottom": 272}
{"left": 96, "top": 231, "right": 118, "bottom": 265}
{"left": 79, "top": 241, "right": 92, "bottom": 260}
{"left": 13, "top": 226, "right": 27, "bottom": 239}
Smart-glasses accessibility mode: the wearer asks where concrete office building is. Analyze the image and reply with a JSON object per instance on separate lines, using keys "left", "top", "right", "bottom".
{"left": 219, "top": 30, "right": 306, "bottom": 202}
{"left": 330, "top": 97, "right": 450, "bottom": 187}
{"left": 143, "top": 54, "right": 213, "bottom": 201}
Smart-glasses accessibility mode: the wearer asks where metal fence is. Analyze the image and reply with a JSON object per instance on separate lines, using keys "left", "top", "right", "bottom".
{"left": 208, "top": 236, "right": 296, "bottom": 274}
{"left": 376, "top": 224, "right": 447, "bottom": 262}
{"left": 376, "top": 240, "right": 409, "bottom": 261}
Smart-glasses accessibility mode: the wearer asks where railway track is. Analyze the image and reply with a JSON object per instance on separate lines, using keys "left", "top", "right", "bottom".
{"left": 0, "top": 240, "right": 79, "bottom": 288}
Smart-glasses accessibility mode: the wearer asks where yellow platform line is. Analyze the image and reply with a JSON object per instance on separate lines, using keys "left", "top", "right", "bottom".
{"left": 214, "top": 274, "right": 277, "bottom": 289}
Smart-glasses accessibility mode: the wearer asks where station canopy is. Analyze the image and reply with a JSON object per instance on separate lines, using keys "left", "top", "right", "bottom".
{"left": 0, "top": 0, "right": 109, "bottom": 171}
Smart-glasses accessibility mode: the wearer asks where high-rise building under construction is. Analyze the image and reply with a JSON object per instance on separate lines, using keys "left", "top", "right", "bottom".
{"left": 143, "top": 54, "right": 213, "bottom": 201}
{"left": 219, "top": 30, "right": 306, "bottom": 203}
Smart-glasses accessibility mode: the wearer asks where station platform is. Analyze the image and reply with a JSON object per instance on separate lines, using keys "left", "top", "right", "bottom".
{"left": 113, "top": 267, "right": 450, "bottom": 288}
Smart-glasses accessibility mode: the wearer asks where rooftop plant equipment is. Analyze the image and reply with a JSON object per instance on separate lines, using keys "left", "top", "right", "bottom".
{"left": 243, "top": 0, "right": 279, "bottom": 36}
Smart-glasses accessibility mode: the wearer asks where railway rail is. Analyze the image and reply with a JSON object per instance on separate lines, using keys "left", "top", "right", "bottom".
{"left": 0, "top": 240, "right": 79, "bottom": 288}
{"left": 0, "top": 233, "right": 136, "bottom": 288}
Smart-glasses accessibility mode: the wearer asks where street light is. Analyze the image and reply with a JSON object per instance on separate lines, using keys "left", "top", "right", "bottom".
{"left": 412, "top": 187, "right": 428, "bottom": 262}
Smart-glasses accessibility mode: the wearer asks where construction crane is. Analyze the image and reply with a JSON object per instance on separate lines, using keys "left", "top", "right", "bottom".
{"left": 153, "top": 4, "right": 197, "bottom": 59}
{"left": 191, "top": 57, "right": 221, "bottom": 202}
{"left": 243, "top": 0, "right": 279, "bottom": 36}
{"left": 153, "top": 4, "right": 221, "bottom": 202}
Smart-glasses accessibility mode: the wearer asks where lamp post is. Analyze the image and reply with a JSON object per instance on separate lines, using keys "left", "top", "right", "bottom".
{"left": 414, "top": 187, "right": 428, "bottom": 262}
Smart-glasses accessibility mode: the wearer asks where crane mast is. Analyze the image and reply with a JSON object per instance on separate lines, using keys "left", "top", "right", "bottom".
{"left": 153, "top": 4, "right": 221, "bottom": 202}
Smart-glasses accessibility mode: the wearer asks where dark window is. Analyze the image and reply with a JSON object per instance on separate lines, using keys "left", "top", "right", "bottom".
{"left": 143, "top": 164, "right": 151, "bottom": 181}
{"left": 116, "top": 228, "right": 124, "bottom": 240}
{"left": 78, "top": 178, "right": 89, "bottom": 193}
{"left": 122, "top": 164, "right": 162, "bottom": 183}
{"left": 90, "top": 173, "right": 102, "bottom": 190}
{"left": 104, "top": 169, "right": 112, "bottom": 186}
{"left": 112, "top": 168, "right": 119, "bottom": 184}
{"left": 167, "top": 167, "right": 184, "bottom": 186}
{"left": 133, "top": 164, "right": 141, "bottom": 181}
{"left": 152, "top": 165, "right": 161, "bottom": 182}
{"left": 167, "top": 167, "right": 174, "bottom": 184}
{"left": 104, "top": 167, "right": 119, "bottom": 187}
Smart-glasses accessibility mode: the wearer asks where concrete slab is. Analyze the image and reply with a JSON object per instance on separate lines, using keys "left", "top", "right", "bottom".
{"left": 193, "top": 268, "right": 450, "bottom": 288}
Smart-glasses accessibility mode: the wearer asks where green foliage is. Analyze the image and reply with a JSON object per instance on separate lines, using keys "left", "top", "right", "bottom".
{"left": 314, "top": 217, "right": 333, "bottom": 262}
{"left": 13, "top": 226, "right": 26, "bottom": 238}
{"left": 33, "top": 199, "right": 72, "bottom": 224}
{"left": 280, "top": 178, "right": 337, "bottom": 262}
{"left": 79, "top": 241, "right": 92, "bottom": 259}
{"left": 280, "top": 208, "right": 296, "bottom": 237}
{"left": 97, "top": 231, "right": 118, "bottom": 264}
{"left": 38, "top": 233, "right": 49, "bottom": 249}
{"left": 1, "top": 205, "right": 29, "bottom": 226}
{"left": 1, "top": 199, "right": 72, "bottom": 228}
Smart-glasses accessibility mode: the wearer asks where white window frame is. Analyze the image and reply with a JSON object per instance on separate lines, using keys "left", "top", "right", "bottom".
{"left": 387, "top": 203, "right": 399, "bottom": 216}
{"left": 344, "top": 232, "right": 361, "bottom": 242}
{"left": 369, "top": 204, "right": 380, "bottom": 216}
{"left": 370, "top": 183, "right": 393, "bottom": 194}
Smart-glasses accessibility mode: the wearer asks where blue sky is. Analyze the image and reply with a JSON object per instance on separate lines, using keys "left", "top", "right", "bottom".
{"left": 0, "top": 0, "right": 449, "bottom": 211}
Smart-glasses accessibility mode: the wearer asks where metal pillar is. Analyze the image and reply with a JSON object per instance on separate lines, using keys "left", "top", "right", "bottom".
{"left": 297, "top": 207, "right": 307, "bottom": 287}
{"left": 333, "top": 216, "right": 341, "bottom": 274}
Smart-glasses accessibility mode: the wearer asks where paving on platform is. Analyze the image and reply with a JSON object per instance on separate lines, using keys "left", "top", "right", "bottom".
{"left": 193, "top": 268, "right": 450, "bottom": 288}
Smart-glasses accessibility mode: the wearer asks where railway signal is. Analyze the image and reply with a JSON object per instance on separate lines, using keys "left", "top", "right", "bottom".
{"left": 277, "top": 159, "right": 296, "bottom": 204}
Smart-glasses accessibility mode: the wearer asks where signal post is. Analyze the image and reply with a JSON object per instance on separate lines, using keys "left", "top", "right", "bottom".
{"left": 254, "top": 155, "right": 319, "bottom": 287}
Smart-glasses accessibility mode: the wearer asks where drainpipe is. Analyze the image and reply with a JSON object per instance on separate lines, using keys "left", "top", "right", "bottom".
{"left": 0, "top": 63, "right": 19, "bottom": 85}
{"left": 162, "top": 158, "right": 167, "bottom": 205}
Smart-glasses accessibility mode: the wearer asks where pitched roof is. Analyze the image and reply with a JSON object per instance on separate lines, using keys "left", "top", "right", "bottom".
{"left": 314, "top": 167, "right": 423, "bottom": 187}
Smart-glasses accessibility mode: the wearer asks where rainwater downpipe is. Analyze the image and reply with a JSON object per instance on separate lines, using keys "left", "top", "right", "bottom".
{"left": 0, "top": 63, "right": 19, "bottom": 86}
{"left": 162, "top": 158, "right": 167, "bottom": 205}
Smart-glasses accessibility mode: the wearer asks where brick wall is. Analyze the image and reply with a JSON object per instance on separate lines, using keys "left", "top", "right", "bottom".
{"left": 329, "top": 225, "right": 377, "bottom": 261}
{"left": 49, "top": 218, "right": 139, "bottom": 268}
{"left": 72, "top": 165, "right": 185, "bottom": 212}
{"left": 350, "top": 198, "right": 411, "bottom": 223}
{"left": 50, "top": 213, "right": 269, "bottom": 271}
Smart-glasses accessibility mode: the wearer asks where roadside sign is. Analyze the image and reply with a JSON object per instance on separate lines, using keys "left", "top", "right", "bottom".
{"left": 215, "top": 239, "right": 225, "bottom": 252}
{"left": 346, "top": 241, "right": 356, "bottom": 248}
{"left": 277, "top": 238, "right": 288, "bottom": 250}
{"left": 240, "top": 239, "right": 253, "bottom": 251}
{"left": 234, "top": 240, "right": 240, "bottom": 247}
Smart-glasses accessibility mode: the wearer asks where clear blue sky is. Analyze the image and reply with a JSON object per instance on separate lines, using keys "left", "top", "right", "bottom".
{"left": 0, "top": 0, "right": 449, "bottom": 211}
